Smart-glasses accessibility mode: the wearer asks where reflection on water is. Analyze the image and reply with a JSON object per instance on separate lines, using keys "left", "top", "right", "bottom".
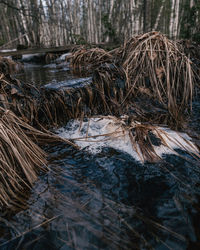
{"left": 0, "top": 59, "right": 200, "bottom": 250}
{"left": 14, "top": 62, "right": 75, "bottom": 86}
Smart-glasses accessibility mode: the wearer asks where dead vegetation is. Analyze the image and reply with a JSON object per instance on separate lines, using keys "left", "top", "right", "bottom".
{"left": 0, "top": 72, "right": 42, "bottom": 126}
{"left": 0, "top": 31, "right": 199, "bottom": 208}
{"left": 69, "top": 32, "right": 197, "bottom": 127}
{"left": 0, "top": 69, "right": 78, "bottom": 208}
{"left": 70, "top": 47, "right": 113, "bottom": 75}
{"left": 119, "top": 32, "right": 195, "bottom": 119}
{"left": 0, "top": 104, "right": 78, "bottom": 208}
{"left": 0, "top": 107, "right": 47, "bottom": 207}
{"left": 0, "top": 56, "right": 21, "bottom": 74}
{"left": 1, "top": 32, "right": 198, "bottom": 130}
{"left": 1, "top": 31, "right": 195, "bottom": 130}
{"left": 177, "top": 39, "right": 200, "bottom": 83}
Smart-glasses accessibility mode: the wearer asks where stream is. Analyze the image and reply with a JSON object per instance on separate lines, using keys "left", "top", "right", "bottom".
{"left": 0, "top": 54, "right": 200, "bottom": 250}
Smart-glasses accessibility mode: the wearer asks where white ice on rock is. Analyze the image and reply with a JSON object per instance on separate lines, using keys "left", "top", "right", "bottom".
{"left": 56, "top": 53, "right": 71, "bottom": 62}
{"left": 56, "top": 117, "right": 198, "bottom": 163}
{"left": 44, "top": 77, "right": 92, "bottom": 90}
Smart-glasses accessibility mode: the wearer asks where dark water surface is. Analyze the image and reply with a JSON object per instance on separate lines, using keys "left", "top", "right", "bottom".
{"left": 14, "top": 61, "right": 74, "bottom": 86}
{"left": 0, "top": 60, "right": 200, "bottom": 250}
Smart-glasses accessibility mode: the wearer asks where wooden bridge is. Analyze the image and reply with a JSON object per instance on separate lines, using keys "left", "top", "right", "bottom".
{"left": 0, "top": 45, "right": 76, "bottom": 57}
{"left": 0, "top": 44, "right": 118, "bottom": 58}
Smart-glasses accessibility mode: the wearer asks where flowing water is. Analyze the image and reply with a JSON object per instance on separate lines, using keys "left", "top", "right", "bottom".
{"left": 0, "top": 54, "right": 200, "bottom": 250}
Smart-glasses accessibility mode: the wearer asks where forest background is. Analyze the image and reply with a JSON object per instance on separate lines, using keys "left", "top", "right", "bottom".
{"left": 0, "top": 0, "right": 199, "bottom": 48}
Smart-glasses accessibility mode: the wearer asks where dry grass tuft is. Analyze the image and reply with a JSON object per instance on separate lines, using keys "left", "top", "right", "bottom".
{"left": 0, "top": 72, "right": 91, "bottom": 128}
{"left": 0, "top": 73, "right": 40, "bottom": 124}
{"left": 177, "top": 39, "right": 200, "bottom": 83}
{"left": 92, "top": 63, "right": 126, "bottom": 114}
{"left": 0, "top": 107, "right": 47, "bottom": 208}
{"left": 0, "top": 105, "right": 78, "bottom": 208}
{"left": 118, "top": 31, "right": 195, "bottom": 119}
{"left": 70, "top": 47, "right": 113, "bottom": 75}
{"left": 0, "top": 56, "right": 19, "bottom": 74}
{"left": 68, "top": 32, "right": 197, "bottom": 127}
{"left": 1, "top": 32, "right": 198, "bottom": 130}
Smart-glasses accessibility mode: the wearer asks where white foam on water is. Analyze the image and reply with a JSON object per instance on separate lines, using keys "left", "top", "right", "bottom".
{"left": 56, "top": 117, "right": 198, "bottom": 163}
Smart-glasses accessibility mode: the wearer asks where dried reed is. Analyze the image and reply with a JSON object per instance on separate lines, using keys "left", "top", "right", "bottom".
{"left": 0, "top": 104, "right": 78, "bottom": 208}
{"left": 70, "top": 47, "right": 113, "bottom": 75}
{"left": 0, "top": 107, "right": 47, "bottom": 207}
{"left": 0, "top": 56, "right": 20, "bottom": 74}
{"left": 91, "top": 63, "right": 126, "bottom": 114}
{"left": 119, "top": 31, "right": 195, "bottom": 120}
{"left": 0, "top": 72, "right": 40, "bottom": 125}
{"left": 177, "top": 39, "right": 200, "bottom": 83}
{"left": 68, "top": 32, "right": 197, "bottom": 127}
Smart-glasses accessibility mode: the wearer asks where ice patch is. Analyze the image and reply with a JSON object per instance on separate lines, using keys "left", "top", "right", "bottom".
{"left": 43, "top": 61, "right": 70, "bottom": 71}
{"left": 56, "top": 53, "right": 71, "bottom": 62}
{"left": 44, "top": 77, "right": 92, "bottom": 90}
{"left": 43, "top": 63, "right": 57, "bottom": 68}
{"left": 56, "top": 117, "right": 199, "bottom": 163}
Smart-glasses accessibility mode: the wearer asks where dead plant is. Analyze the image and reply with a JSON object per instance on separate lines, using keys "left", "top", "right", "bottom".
{"left": 0, "top": 103, "right": 80, "bottom": 208}
{"left": 70, "top": 47, "right": 113, "bottom": 75}
{"left": 177, "top": 39, "right": 200, "bottom": 83}
{"left": 118, "top": 31, "right": 195, "bottom": 121}
{"left": 0, "top": 56, "right": 19, "bottom": 74}
{"left": 0, "top": 107, "right": 47, "bottom": 207}
{"left": 0, "top": 73, "right": 40, "bottom": 125}
{"left": 92, "top": 63, "right": 126, "bottom": 114}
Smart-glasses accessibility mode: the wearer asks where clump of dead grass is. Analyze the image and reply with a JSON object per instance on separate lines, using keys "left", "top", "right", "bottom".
{"left": 118, "top": 31, "right": 195, "bottom": 120}
{"left": 68, "top": 32, "right": 196, "bottom": 127}
{"left": 0, "top": 105, "right": 78, "bottom": 208}
{"left": 0, "top": 73, "right": 40, "bottom": 125}
{"left": 177, "top": 39, "right": 200, "bottom": 83}
{"left": 0, "top": 72, "right": 92, "bottom": 128}
{"left": 0, "top": 107, "right": 47, "bottom": 207}
{"left": 1, "top": 32, "right": 197, "bottom": 130}
{"left": 70, "top": 47, "right": 113, "bottom": 75}
{"left": 92, "top": 63, "right": 126, "bottom": 114}
{"left": 0, "top": 56, "right": 19, "bottom": 74}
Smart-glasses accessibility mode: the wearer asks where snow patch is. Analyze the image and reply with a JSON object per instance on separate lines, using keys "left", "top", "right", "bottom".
{"left": 56, "top": 117, "right": 198, "bottom": 163}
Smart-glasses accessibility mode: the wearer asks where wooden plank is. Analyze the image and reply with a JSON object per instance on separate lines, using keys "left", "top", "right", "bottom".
{"left": 0, "top": 45, "right": 77, "bottom": 57}
{"left": 0, "top": 43, "right": 119, "bottom": 57}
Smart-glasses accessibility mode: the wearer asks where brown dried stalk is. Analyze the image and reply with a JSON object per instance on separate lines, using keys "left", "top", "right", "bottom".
{"left": 70, "top": 47, "right": 113, "bottom": 75}
{"left": 0, "top": 107, "right": 46, "bottom": 207}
